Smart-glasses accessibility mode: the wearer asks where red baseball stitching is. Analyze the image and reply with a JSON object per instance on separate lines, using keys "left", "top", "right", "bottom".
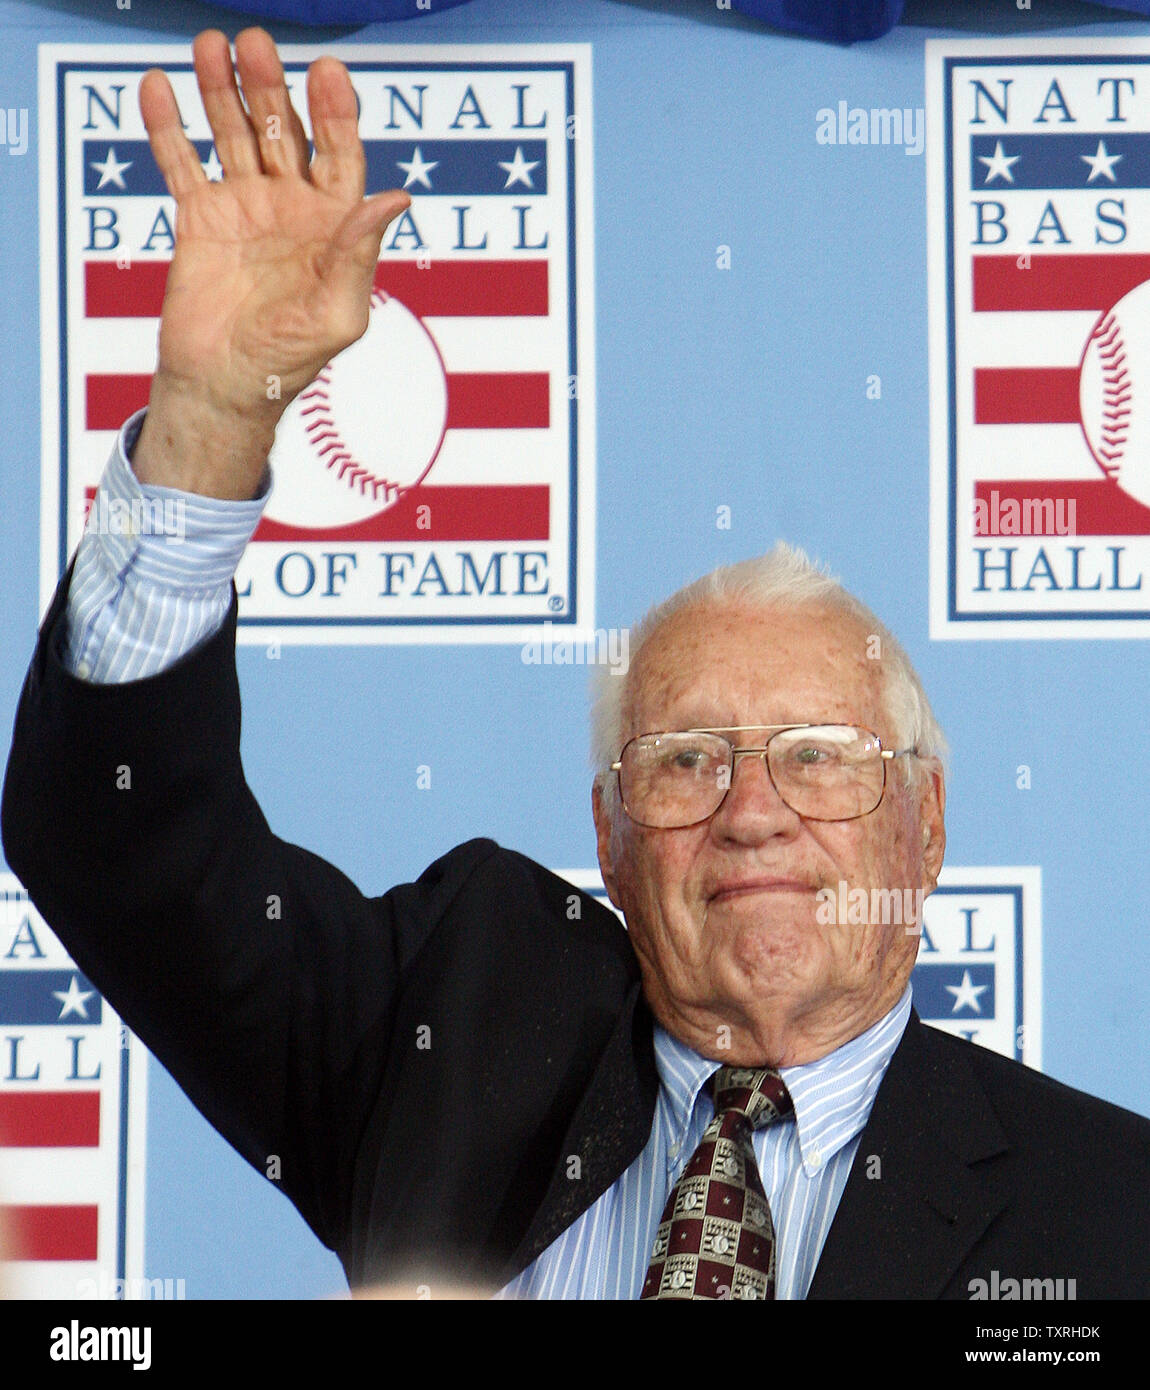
{"left": 1091, "top": 310, "right": 1131, "bottom": 479}
{"left": 298, "top": 289, "right": 402, "bottom": 506}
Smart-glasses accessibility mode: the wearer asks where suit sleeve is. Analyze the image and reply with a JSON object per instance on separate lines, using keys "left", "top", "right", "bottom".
{"left": 1, "top": 571, "right": 490, "bottom": 1253}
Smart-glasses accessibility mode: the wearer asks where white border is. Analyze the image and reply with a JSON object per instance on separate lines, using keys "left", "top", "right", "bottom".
{"left": 927, "top": 36, "right": 1150, "bottom": 639}
{"left": 37, "top": 42, "right": 596, "bottom": 646}
{"left": 0, "top": 872, "right": 149, "bottom": 1299}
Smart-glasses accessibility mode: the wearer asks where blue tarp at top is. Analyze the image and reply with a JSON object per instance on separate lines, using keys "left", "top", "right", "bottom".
{"left": 140, "top": 1, "right": 1150, "bottom": 46}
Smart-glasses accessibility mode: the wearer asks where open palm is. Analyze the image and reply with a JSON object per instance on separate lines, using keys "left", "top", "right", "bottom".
{"left": 154, "top": 171, "right": 395, "bottom": 412}
{"left": 134, "top": 28, "right": 409, "bottom": 497}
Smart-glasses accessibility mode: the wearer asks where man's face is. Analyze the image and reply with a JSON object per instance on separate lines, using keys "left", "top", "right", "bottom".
{"left": 593, "top": 600, "right": 946, "bottom": 1066}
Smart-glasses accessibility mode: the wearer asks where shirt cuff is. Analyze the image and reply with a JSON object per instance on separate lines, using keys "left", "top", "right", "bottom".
{"left": 62, "top": 410, "right": 270, "bottom": 684}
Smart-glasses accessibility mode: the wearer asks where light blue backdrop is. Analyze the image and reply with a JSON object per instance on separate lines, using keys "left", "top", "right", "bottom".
{"left": 0, "top": 0, "right": 1146, "bottom": 1298}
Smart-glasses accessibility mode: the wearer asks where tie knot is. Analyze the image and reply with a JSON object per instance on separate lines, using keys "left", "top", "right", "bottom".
{"left": 711, "top": 1066, "right": 794, "bottom": 1130}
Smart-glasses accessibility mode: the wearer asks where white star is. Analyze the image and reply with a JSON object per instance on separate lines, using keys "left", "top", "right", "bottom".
{"left": 91, "top": 146, "right": 132, "bottom": 190}
{"left": 200, "top": 146, "right": 224, "bottom": 182}
{"left": 945, "top": 968, "right": 989, "bottom": 1014}
{"left": 1081, "top": 139, "right": 1122, "bottom": 183}
{"left": 498, "top": 145, "right": 541, "bottom": 189}
{"left": 978, "top": 140, "right": 1021, "bottom": 184}
{"left": 53, "top": 975, "right": 96, "bottom": 1021}
{"left": 397, "top": 146, "right": 438, "bottom": 190}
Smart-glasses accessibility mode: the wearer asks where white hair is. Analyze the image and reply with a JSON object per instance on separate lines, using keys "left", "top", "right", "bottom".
{"left": 591, "top": 544, "right": 947, "bottom": 817}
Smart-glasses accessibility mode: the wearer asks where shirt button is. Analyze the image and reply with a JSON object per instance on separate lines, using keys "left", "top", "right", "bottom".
{"left": 808, "top": 1147, "right": 823, "bottom": 1170}
{"left": 76, "top": 661, "right": 91, "bottom": 679}
{"left": 669, "top": 1141, "right": 681, "bottom": 1158}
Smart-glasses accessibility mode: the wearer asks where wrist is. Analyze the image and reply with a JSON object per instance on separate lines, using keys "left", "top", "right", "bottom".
{"left": 133, "top": 373, "right": 280, "bottom": 501}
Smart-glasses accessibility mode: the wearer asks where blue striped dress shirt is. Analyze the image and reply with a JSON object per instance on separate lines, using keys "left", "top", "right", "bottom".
{"left": 499, "top": 989, "right": 911, "bottom": 1299}
{"left": 62, "top": 417, "right": 914, "bottom": 1299}
{"left": 62, "top": 413, "right": 266, "bottom": 685}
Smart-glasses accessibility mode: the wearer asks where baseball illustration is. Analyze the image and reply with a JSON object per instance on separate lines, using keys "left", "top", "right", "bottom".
{"left": 265, "top": 290, "right": 448, "bottom": 529}
{"left": 1079, "top": 279, "right": 1150, "bottom": 509}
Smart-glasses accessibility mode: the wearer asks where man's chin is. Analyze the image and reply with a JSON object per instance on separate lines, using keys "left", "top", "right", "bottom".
{"left": 715, "top": 909, "right": 819, "bottom": 966}
{"left": 714, "top": 926, "right": 832, "bottom": 1021}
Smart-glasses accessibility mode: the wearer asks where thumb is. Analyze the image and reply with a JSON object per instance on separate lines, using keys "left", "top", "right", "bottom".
{"left": 319, "top": 190, "right": 411, "bottom": 290}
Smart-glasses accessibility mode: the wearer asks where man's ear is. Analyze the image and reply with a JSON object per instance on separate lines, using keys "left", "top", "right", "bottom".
{"left": 592, "top": 782, "right": 625, "bottom": 910}
{"left": 918, "top": 760, "right": 947, "bottom": 891}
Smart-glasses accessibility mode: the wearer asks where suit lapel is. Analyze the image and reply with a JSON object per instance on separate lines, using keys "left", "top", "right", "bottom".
{"left": 808, "top": 1011, "right": 1012, "bottom": 1299}
{"left": 501, "top": 983, "right": 658, "bottom": 1283}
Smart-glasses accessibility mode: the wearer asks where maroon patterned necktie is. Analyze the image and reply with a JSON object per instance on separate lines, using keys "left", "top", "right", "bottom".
{"left": 641, "top": 1066, "right": 794, "bottom": 1300}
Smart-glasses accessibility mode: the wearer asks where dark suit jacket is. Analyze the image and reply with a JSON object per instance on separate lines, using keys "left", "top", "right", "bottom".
{"left": 4, "top": 579, "right": 1149, "bottom": 1297}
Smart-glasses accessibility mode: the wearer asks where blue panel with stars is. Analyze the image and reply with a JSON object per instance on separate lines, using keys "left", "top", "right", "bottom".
{"left": 911, "top": 963, "right": 996, "bottom": 1020}
{"left": 368, "top": 139, "right": 548, "bottom": 195}
{"left": 970, "top": 133, "right": 1150, "bottom": 190}
{"left": 84, "top": 139, "right": 213, "bottom": 197}
{"left": 84, "top": 138, "right": 548, "bottom": 198}
{"left": 0, "top": 967, "right": 103, "bottom": 1024}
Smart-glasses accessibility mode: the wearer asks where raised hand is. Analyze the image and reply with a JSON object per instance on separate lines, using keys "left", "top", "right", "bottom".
{"left": 132, "top": 28, "right": 411, "bottom": 499}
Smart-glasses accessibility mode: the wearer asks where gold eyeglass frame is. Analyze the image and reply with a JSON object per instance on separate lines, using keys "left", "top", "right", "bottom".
{"left": 610, "top": 724, "right": 919, "bottom": 827}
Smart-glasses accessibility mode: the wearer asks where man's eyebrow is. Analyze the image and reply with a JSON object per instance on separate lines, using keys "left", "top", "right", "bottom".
{"left": 647, "top": 718, "right": 767, "bottom": 733}
{"left": 642, "top": 710, "right": 738, "bottom": 731}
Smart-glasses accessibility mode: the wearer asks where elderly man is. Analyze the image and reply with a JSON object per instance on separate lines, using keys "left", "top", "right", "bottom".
{"left": 3, "top": 29, "right": 1148, "bottom": 1300}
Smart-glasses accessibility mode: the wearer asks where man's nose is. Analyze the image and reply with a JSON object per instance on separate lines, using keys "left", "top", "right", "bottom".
{"left": 711, "top": 749, "right": 801, "bottom": 835}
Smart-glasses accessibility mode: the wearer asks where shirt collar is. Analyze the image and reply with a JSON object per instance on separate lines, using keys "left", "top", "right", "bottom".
{"left": 653, "top": 986, "right": 912, "bottom": 1177}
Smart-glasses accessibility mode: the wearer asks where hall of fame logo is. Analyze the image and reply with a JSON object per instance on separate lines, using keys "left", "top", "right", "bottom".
{"left": 0, "top": 877, "right": 148, "bottom": 1298}
{"left": 928, "top": 39, "right": 1150, "bottom": 638}
{"left": 38, "top": 44, "right": 594, "bottom": 644}
{"left": 557, "top": 866, "right": 1041, "bottom": 1067}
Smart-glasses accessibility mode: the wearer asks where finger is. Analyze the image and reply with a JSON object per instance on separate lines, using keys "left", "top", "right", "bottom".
{"left": 193, "top": 29, "right": 261, "bottom": 179}
{"left": 308, "top": 56, "right": 365, "bottom": 203}
{"left": 139, "top": 68, "right": 208, "bottom": 199}
{"left": 234, "top": 27, "right": 310, "bottom": 179}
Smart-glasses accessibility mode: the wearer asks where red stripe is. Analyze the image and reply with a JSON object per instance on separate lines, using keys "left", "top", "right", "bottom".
{"left": 973, "top": 480, "right": 1150, "bottom": 536}
{"left": 374, "top": 260, "right": 548, "bottom": 316}
{"left": 84, "top": 479, "right": 550, "bottom": 542}
{"left": 86, "top": 371, "right": 550, "bottom": 433}
{"left": 0, "top": 1092, "right": 99, "bottom": 1148}
{"left": 254, "top": 484, "right": 550, "bottom": 542}
{"left": 445, "top": 373, "right": 549, "bottom": 429}
{"left": 974, "top": 367, "right": 1081, "bottom": 424}
{"left": 3, "top": 1205, "right": 99, "bottom": 1261}
{"left": 973, "top": 255, "right": 1150, "bottom": 314}
{"left": 87, "top": 374, "right": 152, "bottom": 430}
{"left": 84, "top": 260, "right": 549, "bottom": 319}
{"left": 85, "top": 260, "right": 169, "bottom": 317}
